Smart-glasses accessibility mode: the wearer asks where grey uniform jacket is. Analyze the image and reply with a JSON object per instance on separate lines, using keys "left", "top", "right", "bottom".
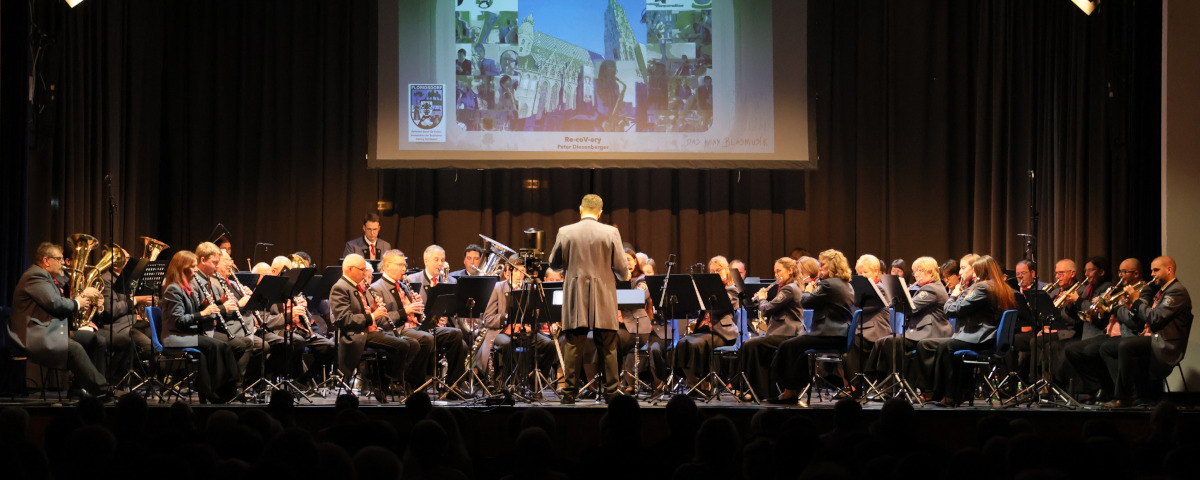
{"left": 799, "top": 278, "right": 855, "bottom": 338}
{"left": 547, "top": 217, "right": 626, "bottom": 331}
{"left": 8, "top": 265, "right": 78, "bottom": 368}
{"left": 1120, "top": 279, "right": 1193, "bottom": 367}
{"left": 905, "top": 281, "right": 952, "bottom": 341}
{"left": 945, "top": 281, "right": 1004, "bottom": 345}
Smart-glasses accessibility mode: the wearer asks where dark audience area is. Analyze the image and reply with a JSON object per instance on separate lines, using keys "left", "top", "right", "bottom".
{"left": 3, "top": 393, "right": 1200, "bottom": 480}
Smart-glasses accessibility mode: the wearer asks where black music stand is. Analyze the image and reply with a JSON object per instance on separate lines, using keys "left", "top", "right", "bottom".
{"left": 110, "top": 258, "right": 152, "bottom": 390}
{"left": 242, "top": 275, "right": 289, "bottom": 395}
{"left": 310, "top": 267, "right": 355, "bottom": 395}
{"left": 645, "top": 274, "right": 704, "bottom": 403}
{"left": 439, "top": 276, "right": 497, "bottom": 398}
{"left": 873, "top": 274, "right": 923, "bottom": 404}
{"left": 615, "top": 288, "right": 654, "bottom": 397}
{"left": 278, "top": 267, "right": 317, "bottom": 402}
{"left": 1007, "top": 290, "right": 1080, "bottom": 408}
{"left": 689, "top": 273, "right": 736, "bottom": 402}
{"left": 505, "top": 285, "right": 559, "bottom": 402}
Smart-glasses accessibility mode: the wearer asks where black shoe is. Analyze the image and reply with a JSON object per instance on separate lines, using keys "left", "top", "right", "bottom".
{"left": 374, "top": 388, "right": 390, "bottom": 404}
{"left": 768, "top": 395, "right": 799, "bottom": 405}
{"left": 560, "top": 395, "right": 576, "bottom": 405}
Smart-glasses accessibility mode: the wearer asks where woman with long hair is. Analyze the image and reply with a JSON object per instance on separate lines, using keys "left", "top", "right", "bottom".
{"left": 919, "top": 255, "right": 1015, "bottom": 406}
{"left": 740, "top": 256, "right": 807, "bottom": 401}
{"left": 673, "top": 255, "right": 741, "bottom": 390}
{"left": 159, "top": 250, "right": 243, "bottom": 403}
{"left": 768, "top": 250, "right": 856, "bottom": 404}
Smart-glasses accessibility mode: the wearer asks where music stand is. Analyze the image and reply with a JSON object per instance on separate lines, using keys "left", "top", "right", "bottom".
{"left": 688, "top": 273, "right": 737, "bottom": 402}
{"left": 503, "top": 285, "right": 559, "bottom": 402}
{"left": 873, "top": 274, "right": 923, "bottom": 404}
{"left": 1007, "top": 290, "right": 1080, "bottom": 407}
{"left": 616, "top": 288, "right": 655, "bottom": 397}
{"left": 447, "top": 276, "right": 497, "bottom": 397}
{"left": 645, "top": 274, "right": 704, "bottom": 403}
{"left": 310, "top": 267, "right": 355, "bottom": 395}
{"left": 242, "top": 275, "right": 289, "bottom": 395}
{"left": 110, "top": 258, "right": 152, "bottom": 390}
{"left": 277, "top": 267, "right": 317, "bottom": 402}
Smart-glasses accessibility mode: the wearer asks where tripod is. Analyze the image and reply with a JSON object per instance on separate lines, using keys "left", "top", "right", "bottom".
{"left": 1006, "top": 291, "right": 1080, "bottom": 408}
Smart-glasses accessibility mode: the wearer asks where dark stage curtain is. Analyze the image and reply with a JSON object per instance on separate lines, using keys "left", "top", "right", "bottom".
{"left": 1, "top": 0, "right": 1161, "bottom": 304}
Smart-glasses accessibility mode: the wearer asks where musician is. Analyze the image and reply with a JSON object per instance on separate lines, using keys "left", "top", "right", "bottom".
{"left": 618, "top": 251, "right": 666, "bottom": 390}
{"left": 330, "top": 254, "right": 418, "bottom": 403}
{"left": 252, "top": 257, "right": 336, "bottom": 383}
{"left": 890, "top": 259, "right": 908, "bottom": 284}
{"left": 374, "top": 251, "right": 466, "bottom": 390}
{"left": 844, "top": 254, "right": 894, "bottom": 390}
{"left": 867, "top": 256, "right": 951, "bottom": 386}
{"left": 1060, "top": 256, "right": 1113, "bottom": 340}
{"left": 406, "top": 245, "right": 458, "bottom": 305}
{"left": 96, "top": 247, "right": 153, "bottom": 377}
{"left": 919, "top": 255, "right": 1015, "bottom": 406}
{"left": 1014, "top": 260, "right": 1047, "bottom": 294}
{"left": 449, "top": 244, "right": 485, "bottom": 278}
{"left": 480, "top": 256, "right": 558, "bottom": 382}
{"left": 1100, "top": 256, "right": 1193, "bottom": 408}
{"left": 343, "top": 213, "right": 392, "bottom": 261}
{"left": 673, "top": 256, "right": 740, "bottom": 389}
{"left": 193, "top": 242, "right": 262, "bottom": 378}
{"left": 1065, "top": 258, "right": 1143, "bottom": 403}
{"left": 8, "top": 242, "right": 113, "bottom": 398}
{"left": 544, "top": 268, "right": 564, "bottom": 282}
{"left": 547, "top": 194, "right": 627, "bottom": 404}
{"left": 1013, "top": 258, "right": 1077, "bottom": 384}
{"left": 766, "top": 251, "right": 855, "bottom": 404}
{"left": 159, "top": 250, "right": 243, "bottom": 403}
{"left": 940, "top": 259, "right": 960, "bottom": 293}
{"left": 730, "top": 259, "right": 747, "bottom": 280}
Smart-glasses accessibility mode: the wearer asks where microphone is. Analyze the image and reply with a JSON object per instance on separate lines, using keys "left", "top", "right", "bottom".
{"left": 256, "top": 242, "right": 274, "bottom": 248}
{"left": 217, "top": 223, "right": 232, "bottom": 240}
{"left": 667, "top": 253, "right": 677, "bottom": 266}
{"left": 103, "top": 175, "right": 116, "bottom": 209}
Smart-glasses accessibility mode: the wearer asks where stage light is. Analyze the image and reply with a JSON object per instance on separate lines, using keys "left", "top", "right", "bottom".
{"left": 66, "top": 0, "right": 86, "bottom": 7}
{"left": 1070, "top": 0, "right": 1098, "bottom": 15}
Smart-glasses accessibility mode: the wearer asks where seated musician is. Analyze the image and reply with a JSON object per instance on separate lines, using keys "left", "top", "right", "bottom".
{"left": 8, "top": 242, "right": 112, "bottom": 398}
{"left": 161, "top": 250, "right": 243, "bottom": 403}
{"left": 373, "top": 251, "right": 457, "bottom": 391}
{"left": 919, "top": 255, "right": 1015, "bottom": 406}
{"left": 867, "top": 256, "right": 951, "bottom": 388}
{"left": 254, "top": 253, "right": 335, "bottom": 384}
{"left": 843, "top": 254, "right": 894, "bottom": 393}
{"left": 343, "top": 213, "right": 391, "bottom": 261}
{"left": 673, "top": 255, "right": 739, "bottom": 390}
{"left": 614, "top": 249, "right": 666, "bottom": 392}
{"left": 1101, "top": 256, "right": 1192, "bottom": 408}
{"left": 449, "top": 244, "right": 485, "bottom": 278}
{"left": 1066, "top": 258, "right": 1144, "bottom": 403}
{"left": 96, "top": 247, "right": 153, "bottom": 378}
{"left": 329, "top": 254, "right": 419, "bottom": 403}
{"left": 768, "top": 250, "right": 856, "bottom": 404}
{"left": 739, "top": 256, "right": 814, "bottom": 402}
{"left": 480, "top": 256, "right": 558, "bottom": 382}
{"left": 193, "top": 242, "right": 263, "bottom": 381}
{"left": 1013, "top": 258, "right": 1078, "bottom": 384}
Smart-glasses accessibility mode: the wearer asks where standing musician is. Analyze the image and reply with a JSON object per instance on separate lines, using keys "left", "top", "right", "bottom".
{"left": 1065, "top": 258, "right": 1143, "bottom": 403}
{"left": 330, "top": 254, "right": 419, "bottom": 403}
{"left": 343, "top": 213, "right": 392, "bottom": 261}
{"left": 8, "top": 242, "right": 113, "bottom": 398}
{"left": 193, "top": 242, "right": 263, "bottom": 379}
{"left": 766, "top": 250, "right": 856, "bottom": 404}
{"left": 1100, "top": 256, "right": 1193, "bottom": 408}
{"left": 867, "top": 256, "right": 951, "bottom": 387}
{"left": 480, "top": 255, "right": 558, "bottom": 382}
{"left": 919, "top": 255, "right": 1015, "bottom": 406}
{"left": 547, "top": 194, "right": 627, "bottom": 404}
{"left": 159, "top": 250, "right": 243, "bottom": 403}
{"left": 96, "top": 247, "right": 154, "bottom": 378}
{"left": 673, "top": 255, "right": 740, "bottom": 390}
{"left": 374, "top": 250, "right": 468, "bottom": 390}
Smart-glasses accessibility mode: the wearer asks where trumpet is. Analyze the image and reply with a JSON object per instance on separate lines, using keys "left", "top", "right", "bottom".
{"left": 1082, "top": 279, "right": 1147, "bottom": 322}
{"left": 1042, "top": 281, "right": 1057, "bottom": 292}
{"left": 1052, "top": 281, "right": 1087, "bottom": 309}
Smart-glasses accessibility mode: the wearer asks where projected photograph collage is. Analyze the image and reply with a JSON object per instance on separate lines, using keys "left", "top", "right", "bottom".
{"left": 454, "top": 0, "right": 714, "bottom": 134}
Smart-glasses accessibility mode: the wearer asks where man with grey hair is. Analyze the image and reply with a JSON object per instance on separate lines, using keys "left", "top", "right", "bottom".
{"left": 330, "top": 254, "right": 418, "bottom": 403}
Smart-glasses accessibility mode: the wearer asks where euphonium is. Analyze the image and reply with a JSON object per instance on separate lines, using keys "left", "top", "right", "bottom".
{"left": 140, "top": 236, "right": 169, "bottom": 261}
{"left": 67, "top": 234, "right": 101, "bottom": 329}
{"left": 288, "top": 254, "right": 311, "bottom": 269}
{"left": 287, "top": 253, "right": 315, "bottom": 334}
{"left": 79, "top": 244, "right": 126, "bottom": 327}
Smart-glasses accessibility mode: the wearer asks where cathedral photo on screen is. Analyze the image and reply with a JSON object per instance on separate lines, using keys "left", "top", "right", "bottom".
{"left": 454, "top": 0, "right": 714, "bottom": 133}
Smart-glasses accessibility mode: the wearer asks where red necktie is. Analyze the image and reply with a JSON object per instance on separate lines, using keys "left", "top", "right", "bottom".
{"left": 431, "top": 276, "right": 438, "bottom": 287}
{"left": 1152, "top": 289, "right": 1164, "bottom": 309}
{"left": 369, "top": 244, "right": 376, "bottom": 259}
{"left": 395, "top": 281, "right": 406, "bottom": 300}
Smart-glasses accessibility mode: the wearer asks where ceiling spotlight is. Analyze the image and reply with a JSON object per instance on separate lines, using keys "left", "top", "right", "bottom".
{"left": 66, "top": 0, "right": 86, "bottom": 7}
{"left": 1070, "top": 0, "right": 1098, "bottom": 15}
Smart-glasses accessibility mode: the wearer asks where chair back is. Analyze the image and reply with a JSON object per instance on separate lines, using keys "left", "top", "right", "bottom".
{"left": 994, "top": 309, "right": 1018, "bottom": 356}
{"left": 734, "top": 308, "right": 748, "bottom": 347}
{"left": 802, "top": 309, "right": 814, "bottom": 332}
{"left": 845, "top": 309, "right": 862, "bottom": 352}
{"left": 948, "top": 317, "right": 957, "bottom": 332}
{"left": 146, "top": 306, "right": 165, "bottom": 353}
{"left": 890, "top": 308, "right": 906, "bottom": 333}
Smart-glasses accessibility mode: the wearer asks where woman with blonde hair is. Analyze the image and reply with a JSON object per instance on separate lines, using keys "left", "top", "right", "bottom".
{"left": 674, "top": 255, "right": 740, "bottom": 389}
{"left": 768, "top": 249, "right": 856, "bottom": 404}
{"left": 918, "top": 255, "right": 1015, "bottom": 406}
{"left": 868, "top": 256, "right": 952, "bottom": 387}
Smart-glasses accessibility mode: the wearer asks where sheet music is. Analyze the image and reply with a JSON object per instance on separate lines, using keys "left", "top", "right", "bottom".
{"left": 899, "top": 278, "right": 916, "bottom": 312}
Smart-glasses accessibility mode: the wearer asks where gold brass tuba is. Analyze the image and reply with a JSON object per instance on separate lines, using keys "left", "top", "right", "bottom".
{"left": 140, "top": 236, "right": 169, "bottom": 261}
{"left": 79, "top": 245, "right": 127, "bottom": 327}
{"left": 67, "top": 234, "right": 101, "bottom": 329}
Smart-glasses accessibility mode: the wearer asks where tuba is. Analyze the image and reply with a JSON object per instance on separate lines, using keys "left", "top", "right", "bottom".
{"left": 131, "top": 236, "right": 169, "bottom": 325}
{"left": 79, "top": 245, "right": 127, "bottom": 327}
{"left": 67, "top": 234, "right": 101, "bottom": 329}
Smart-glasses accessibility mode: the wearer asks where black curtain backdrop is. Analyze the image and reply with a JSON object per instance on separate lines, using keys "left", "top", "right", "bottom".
{"left": 0, "top": 0, "right": 1161, "bottom": 305}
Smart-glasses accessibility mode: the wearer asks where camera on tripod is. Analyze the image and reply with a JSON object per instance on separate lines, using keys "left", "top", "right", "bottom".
{"left": 520, "top": 228, "right": 544, "bottom": 280}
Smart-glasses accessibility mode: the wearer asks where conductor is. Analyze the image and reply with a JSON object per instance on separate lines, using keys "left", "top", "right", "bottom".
{"left": 549, "top": 194, "right": 627, "bottom": 404}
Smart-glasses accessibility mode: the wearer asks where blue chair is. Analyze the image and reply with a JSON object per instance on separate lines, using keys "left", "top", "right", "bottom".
{"left": 799, "top": 309, "right": 862, "bottom": 405}
{"left": 954, "top": 309, "right": 1018, "bottom": 405}
{"left": 146, "top": 306, "right": 203, "bottom": 403}
{"left": 801, "top": 309, "right": 815, "bottom": 332}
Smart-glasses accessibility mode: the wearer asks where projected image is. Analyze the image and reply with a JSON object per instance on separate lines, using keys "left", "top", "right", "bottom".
{"left": 452, "top": 0, "right": 713, "bottom": 133}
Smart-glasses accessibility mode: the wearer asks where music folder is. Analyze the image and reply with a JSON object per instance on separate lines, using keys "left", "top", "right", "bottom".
{"left": 879, "top": 274, "right": 916, "bottom": 316}
{"left": 245, "top": 275, "right": 288, "bottom": 312}
{"left": 310, "top": 266, "right": 344, "bottom": 302}
{"left": 454, "top": 275, "right": 499, "bottom": 318}
{"left": 645, "top": 274, "right": 704, "bottom": 317}
{"left": 692, "top": 273, "right": 733, "bottom": 317}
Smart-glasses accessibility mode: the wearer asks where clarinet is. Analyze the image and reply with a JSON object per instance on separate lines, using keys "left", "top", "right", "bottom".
{"left": 370, "top": 290, "right": 397, "bottom": 335}
{"left": 397, "top": 281, "right": 426, "bottom": 329}
{"left": 196, "top": 275, "right": 227, "bottom": 337}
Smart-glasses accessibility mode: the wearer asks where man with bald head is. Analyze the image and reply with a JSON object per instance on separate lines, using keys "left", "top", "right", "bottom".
{"left": 329, "top": 254, "right": 419, "bottom": 403}
{"left": 1065, "top": 258, "right": 1144, "bottom": 403}
{"left": 1101, "top": 256, "right": 1193, "bottom": 408}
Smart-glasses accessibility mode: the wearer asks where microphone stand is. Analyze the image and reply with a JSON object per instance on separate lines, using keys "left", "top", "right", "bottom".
{"left": 104, "top": 175, "right": 120, "bottom": 390}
